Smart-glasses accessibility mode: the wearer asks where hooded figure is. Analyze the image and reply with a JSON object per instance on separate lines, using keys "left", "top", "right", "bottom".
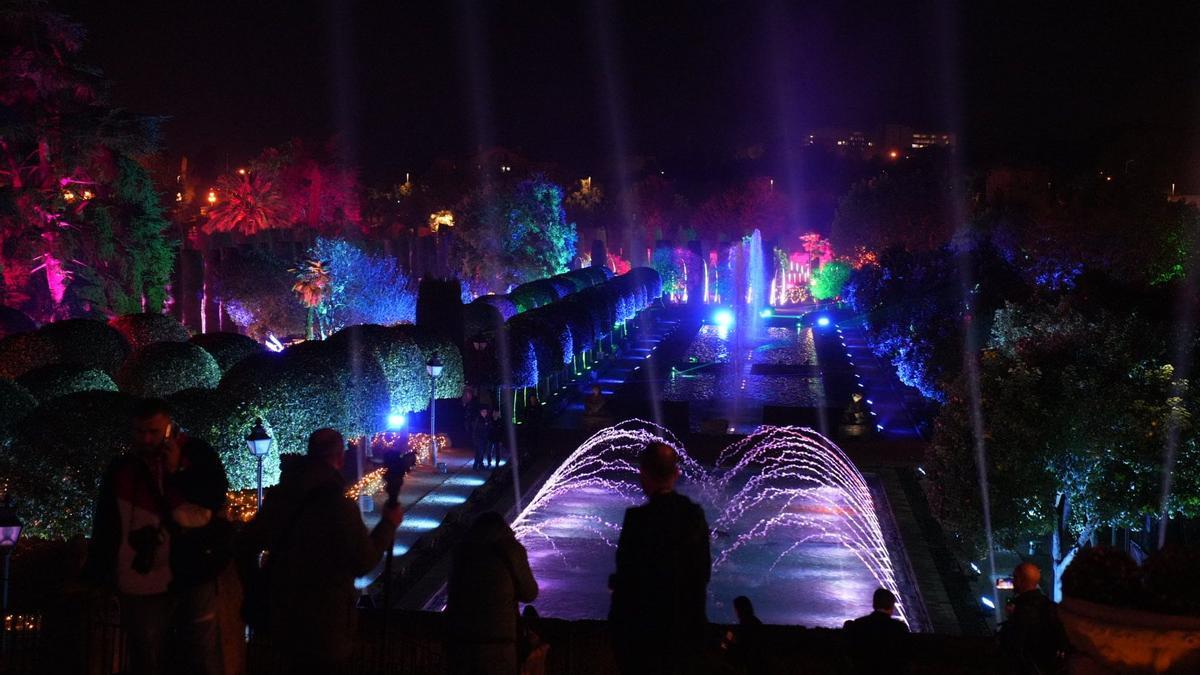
{"left": 446, "top": 512, "right": 539, "bottom": 675}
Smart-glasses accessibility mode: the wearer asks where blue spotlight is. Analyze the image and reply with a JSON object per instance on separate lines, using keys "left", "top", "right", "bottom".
{"left": 980, "top": 596, "right": 996, "bottom": 610}
{"left": 713, "top": 308, "right": 734, "bottom": 327}
{"left": 816, "top": 315, "right": 831, "bottom": 328}
{"left": 387, "top": 413, "right": 407, "bottom": 430}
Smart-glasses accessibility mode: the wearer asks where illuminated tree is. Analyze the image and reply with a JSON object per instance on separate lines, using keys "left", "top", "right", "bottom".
{"left": 455, "top": 176, "right": 577, "bottom": 292}
{"left": 928, "top": 302, "right": 1200, "bottom": 598}
{"left": 691, "top": 177, "right": 791, "bottom": 242}
{"left": 0, "top": 2, "right": 166, "bottom": 320}
{"left": 307, "top": 237, "right": 416, "bottom": 332}
{"left": 809, "top": 260, "right": 852, "bottom": 300}
{"left": 290, "top": 259, "right": 331, "bottom": 339}
{"left": 830, "top": 167, "right": 961, "bottom": 254}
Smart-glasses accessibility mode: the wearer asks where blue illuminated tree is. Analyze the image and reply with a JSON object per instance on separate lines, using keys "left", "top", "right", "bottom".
{"left": 307, "top": 237, "right": 417, "bottom": 332}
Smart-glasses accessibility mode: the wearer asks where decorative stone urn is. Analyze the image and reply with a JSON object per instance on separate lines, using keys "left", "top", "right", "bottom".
{"left": 1059, "top": 596, "right": 1200, "bottom": 674}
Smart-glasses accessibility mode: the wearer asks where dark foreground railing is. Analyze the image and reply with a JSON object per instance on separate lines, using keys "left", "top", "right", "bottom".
{"left": 3, "top": 602, "right": 1002, "bottom": 675}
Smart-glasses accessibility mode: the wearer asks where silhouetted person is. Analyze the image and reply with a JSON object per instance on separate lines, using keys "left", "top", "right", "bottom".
{"left": 522, "top": 393, "right": 544, "bottom": 460}
{"left": 85, "top": 398, "right": 229, "bottom": 675}
{"left": 519, "top": 605, "right": 550, "bottom": 675}
{"left": 998, "top": 563, "right": 1069, "bottom": 675}
{"left": 238, "top": 429, "right": 403, "bottom": 675}
{"left": 472, "top": 406, "right": 493, "bottom": 470}
{"left": 609, "top": 442, "right": 711, "bottom": 675}
{"left": 583, "top": 385, "right": 606, "bottom": 417}
{"left": 722, "top": 595, "right": 766, "bottom": 674}
{"left": 488, "top": 408, "right": 505, "bottom": 467}
{"left": 844, "top": 588, "right": 911, "bottom": 674}
{"left": 446, "top": 512, "right": 539, "bottom": 675}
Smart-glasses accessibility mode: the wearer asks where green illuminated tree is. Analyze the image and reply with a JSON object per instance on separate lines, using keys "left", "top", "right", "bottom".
{"left": 809, "top": 260, "right": 853, "bottom": 300}
{"left": 455, "top": 176, "right": 577, "bottom": 292}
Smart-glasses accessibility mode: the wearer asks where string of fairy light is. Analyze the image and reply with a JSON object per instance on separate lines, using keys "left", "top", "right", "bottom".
{"left": 225, "top": 432, "right": 451, "bottom": 522}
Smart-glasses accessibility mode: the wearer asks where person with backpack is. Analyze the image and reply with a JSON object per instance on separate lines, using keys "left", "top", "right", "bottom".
{"left": 237, "top": 428, "right": 403, "bottom": 674}
{"left": 998, "top": 562, "right": 1070, "bottom": 675}
{"left": 84, "top": 398, "right": 231, "bottom": 675}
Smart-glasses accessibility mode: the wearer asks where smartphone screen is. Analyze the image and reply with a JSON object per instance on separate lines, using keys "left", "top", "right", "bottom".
{"left": 996, "top": 577, "right": 1014, "bottom": 590}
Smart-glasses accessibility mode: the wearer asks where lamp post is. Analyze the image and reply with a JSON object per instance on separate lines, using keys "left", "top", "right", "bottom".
{"left": 245, "top": 418, "right": 273, "bottom": 510}
{"left": 426, "top": 352, "right": 444, "bottom": 469}
{"left": 0, "top": 494, "right": 23, "bottom": 620}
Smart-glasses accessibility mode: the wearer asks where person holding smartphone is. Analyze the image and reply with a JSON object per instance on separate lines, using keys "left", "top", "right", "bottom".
{"left": 84, "top": 398, "right": 230, "bottom": 675}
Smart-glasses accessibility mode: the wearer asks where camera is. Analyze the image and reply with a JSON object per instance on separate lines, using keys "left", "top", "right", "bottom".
{"left": 128, "top": 525, "right": 165, "bottom": 575}
{"left": 382, "top": 451, "right": 417, "bottom": 506}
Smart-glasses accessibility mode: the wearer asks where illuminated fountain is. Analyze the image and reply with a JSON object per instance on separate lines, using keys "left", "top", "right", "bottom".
{"left": 512, "top": 420, "right": 911, "bottom": 627}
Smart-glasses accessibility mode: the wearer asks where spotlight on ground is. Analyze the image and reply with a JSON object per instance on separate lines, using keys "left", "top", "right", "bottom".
{"left": 387, "top": 413, "right": 407, "bottom": 430}
{"left": 713, "top": 308, "right": 734, "bottom": 327}
{"left": 815, "top": 315, "right": 831, "bottom": 328}
{"left": 980, "top": 596, "right": 996, "bottom": 610}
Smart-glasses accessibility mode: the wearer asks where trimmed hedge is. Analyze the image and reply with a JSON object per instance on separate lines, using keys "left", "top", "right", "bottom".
{"left": 38, "top": 319, "right": 130, "bottom": 375}
{"left": 189, "top": 332, "right": 263, "bottom": 373}
{"left": 1, "top": 391, "right": 137, "bottom": 539}
{"left": 327, "top": 325, "right": 428, "bottom": 414}
{"left": 0, "top": 331, "right": 61, "bottom": 379}
{"left": 394, "top": 325, "right": 466, "bottom": 401}
{"left": 0, "top": 306, "right": 36, "bottom": 339}
{"left": 475, "top": 295, "right": 519, "bottom": 321}
{"left": 18, "top": 364, "right": 118, "bottom": 402}
{"left": 110, "top": 313, "right": 191, "bottom": 351}
{"left": 0, "top": 379, "right": 37, "bottom": 446}
{"left": 117, "top": 341, "right": 222, "bottom": 398}
{"left": 208, "top": 351, "right": 349, "bottom": 489}
{"left": 287, "top": 339, "right": 389, "bottom": 439}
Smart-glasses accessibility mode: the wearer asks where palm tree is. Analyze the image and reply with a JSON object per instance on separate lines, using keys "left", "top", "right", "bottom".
{"left": 290, "top": 259, "right": 331, "bottom": 339}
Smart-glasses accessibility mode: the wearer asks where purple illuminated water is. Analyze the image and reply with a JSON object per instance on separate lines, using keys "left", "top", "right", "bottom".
{"left": 512, "top": 420, "right": 909, "bottom": 627}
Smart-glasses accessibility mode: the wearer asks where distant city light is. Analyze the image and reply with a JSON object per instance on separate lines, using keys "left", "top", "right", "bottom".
{"left": 888, "top": 149, "right": 899, "bottom": 160}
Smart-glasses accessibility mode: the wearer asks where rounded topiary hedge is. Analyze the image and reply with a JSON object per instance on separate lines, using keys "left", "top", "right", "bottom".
{"left": 18, "top": 363, "right": 118, "bottom": 403}
{"left": 287, "top": 339, "right": 389, "bottom": 439}
{"left": 1, "top": 390, "right": 137, "bottom": 539}
{"left": 117, "top": 341, "right": 222, "bottom": 398}
{"left": 0, "top": 306, "right": 36, "bottom": 339}
{"left": 212, "top": 351, "right": 349, "bottom": 488}
{"left": 475, "top": 295, "right": 519, "bottom": 321}
{"left": 189, "top": 332, "right": 264, "bottom": 373}
{"left": 463, "top": 302, "right": 504, "bottom": 343}
{"left": 0, "top": 331, "right": 61, "bottom": 379}
{"left": 327, "top": 324, "right": 428, "bottom": 414}
{"left": 0, "top": 378, "right": 37, "bottom": 446}
{"left": 393, "top": 325, "right": 465, "bottom": 401}
{"left": 38, "top": 319, "right": 130, "bottom": 375}
{"left": 510, "top": 279, "right": 560, "bottom": 312}
{"left": 110, "top": 313, "right": 191, "bottom": 351}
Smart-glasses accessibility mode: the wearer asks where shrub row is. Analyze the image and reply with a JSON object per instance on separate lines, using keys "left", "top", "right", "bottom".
{"left": 0, "top": 311, "right": 464, "bottom": 537}
{"left": 498, "top": 267, "right": 661, "bottom": 387}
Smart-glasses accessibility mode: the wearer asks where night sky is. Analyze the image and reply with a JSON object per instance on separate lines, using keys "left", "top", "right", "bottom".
{"left": 60, "top": 0, "right": 1200, "bottom": 185}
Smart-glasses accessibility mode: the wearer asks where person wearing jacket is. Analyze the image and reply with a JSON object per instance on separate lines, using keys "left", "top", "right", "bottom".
{"left": 609, "top": 442, "right": 712, "bottom": 675}
{"left": 238, "top": 428, "right": 403, "bottom": 674}
{"left": 85, "top": 398, "right": 230, "bottom": 675}
{"left": 446, "top": 511, "right": 539, "bottom": 675}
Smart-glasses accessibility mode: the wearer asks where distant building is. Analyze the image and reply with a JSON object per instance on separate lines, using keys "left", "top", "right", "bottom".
{"left": 804, "top": 124, "right": 955, "bottom": 158}
{"left": 879, "top": 124, "right": 956, "bottom": 153}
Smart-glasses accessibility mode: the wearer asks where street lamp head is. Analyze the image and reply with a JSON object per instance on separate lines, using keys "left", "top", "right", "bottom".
{"left": 0, "top": 494, "right": 23, "bottom": 549}
{"left": 426, "top": 352, "right": 444, "bottom": 379}
{"left": 245, "top": 418, "right": 274, "bottom": 458}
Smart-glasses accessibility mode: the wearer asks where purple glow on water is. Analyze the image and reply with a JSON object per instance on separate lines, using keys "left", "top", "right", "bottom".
{"left": 512, "top": 421, "right": 908, "bottom": 627}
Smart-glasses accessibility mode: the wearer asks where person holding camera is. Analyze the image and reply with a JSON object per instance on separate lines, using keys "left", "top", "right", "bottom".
{"left": 238, "top": 428, "right": 404, "bottom": 675}
{"left": 84, "top": 398, "right": 231, "bottom": 675}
